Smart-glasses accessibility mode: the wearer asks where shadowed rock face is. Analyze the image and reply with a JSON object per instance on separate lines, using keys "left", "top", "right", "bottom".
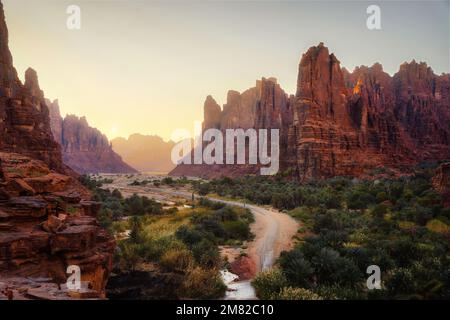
{"left": 203, "top": 95, "right": 222, "bottom": 131}
{"left": 47, "top": 100, "right": 137, "bottom": 174}
{"left": 171, "top": 43, "right": 450, "bottom": 180}
{"left": 170, "top": 77, "right": 290, "bottom": 178}
{"left": 0, "top": 3, "right": 63, "bottom": 173}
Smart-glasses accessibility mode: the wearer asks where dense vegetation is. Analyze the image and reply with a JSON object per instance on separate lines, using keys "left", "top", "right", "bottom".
{"left": 196, "top": 165, "right": 450, "bottom": 299}
{"left": 128, "top": 176, "right": 192, "bottom": 187}
{"left": 79, "top": 175, "right": 253, "bottom": 299}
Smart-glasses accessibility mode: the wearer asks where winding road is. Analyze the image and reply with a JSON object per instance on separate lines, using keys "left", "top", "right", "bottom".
{"left": 165, "top": 190, "right": 299, "bottom": 271}
{"left": 160, "top": 190, "right": 300, "bottom": 299}
{"left": 102, "top": 176, "right": 299, "bottom": 299}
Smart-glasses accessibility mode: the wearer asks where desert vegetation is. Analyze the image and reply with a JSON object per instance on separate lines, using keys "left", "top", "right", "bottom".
{"left": 196, "top": 164, "right": 450, "bottom": 299}
{"left": 79, "top": 175, "right": 253, "bottom": 299}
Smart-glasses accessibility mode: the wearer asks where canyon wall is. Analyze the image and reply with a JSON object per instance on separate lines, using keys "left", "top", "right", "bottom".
{"left": 47, "top": 100, "right": 137, "bottom": 174}
{"left": 0, "top": 1, "right": 114, "bottom": 299}
{"left": 170, "top": 43, "right": 450, "bottom": 180}
{"left": 0, "top": 4, "right": 63, "bottom": 173}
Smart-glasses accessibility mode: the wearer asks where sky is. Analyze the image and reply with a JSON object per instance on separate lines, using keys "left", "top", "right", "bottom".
{"left": 3, "top": 0, "right": 449, "bottom": 141}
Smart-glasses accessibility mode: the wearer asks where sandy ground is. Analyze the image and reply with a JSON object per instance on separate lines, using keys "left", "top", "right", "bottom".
{"left": 244, "top": 204, "right": 299, "bottom": 272}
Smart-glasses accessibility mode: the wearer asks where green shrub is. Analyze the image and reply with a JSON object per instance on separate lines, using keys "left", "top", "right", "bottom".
{"left": 175, "top": 225, "right": 204, "bottom": 246}
{"left": 117, "top": 242, "right": 143, "bottom": 271}
{"left": 191, "top": 239, "right": 221, "bottom": 268}
{"left": 223, "top": 220, "right": 251, "bottom": 240}
{"left": 278, "top": 249, "right": 314, "bottom": 288}
{"left": 179, "top": 267, "right": 226, "bottom": 299}
{"left": 273, "top": 287, "right": 322, "bottom": 300}
{"left": 251, "top": 268, "right": 288, "bottom": 300}
{"left": 160, "top": 248, "right": 195, "bottom": 272}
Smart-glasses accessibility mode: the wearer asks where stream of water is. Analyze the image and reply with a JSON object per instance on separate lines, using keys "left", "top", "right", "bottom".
{"left": 220, "top": 270, "right": 256, "bottom": 300}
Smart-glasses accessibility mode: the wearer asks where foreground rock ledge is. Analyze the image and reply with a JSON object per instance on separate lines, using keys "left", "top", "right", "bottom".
{"left": 0, "top": 152, "right": 115, "bottom": 299}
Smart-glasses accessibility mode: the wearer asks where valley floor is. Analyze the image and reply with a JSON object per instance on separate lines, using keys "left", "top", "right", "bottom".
{"left": 97, "top": 173, "right": 299, "bottom": 299}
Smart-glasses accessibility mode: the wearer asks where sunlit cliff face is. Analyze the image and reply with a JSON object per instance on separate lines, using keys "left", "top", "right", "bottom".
{"left": 353, "top": 79, "right": 364, "bottom": 95}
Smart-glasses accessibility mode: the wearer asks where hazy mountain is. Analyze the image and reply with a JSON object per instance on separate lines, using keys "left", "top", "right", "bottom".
{"left": 112, "top": 133, "right": 176, "bottom": 173}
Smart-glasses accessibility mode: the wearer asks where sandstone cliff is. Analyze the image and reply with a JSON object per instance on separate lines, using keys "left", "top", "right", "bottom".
{"left": 0, "top": 3, "right": 63, "bottom": 173}
{"left": 0, "top": 1, "right": 115, "bottom": 299}
{"left": 170, "top": 43, "right": 450, "bottom": 180}
{"left": 170, "top": 77, "right": 289, "bottom": 178}
{"left": 111, "top": 134, "right": 175, "bottom": 173}
{"left": 47, "top": 100, "right": 137, "bottom": 174}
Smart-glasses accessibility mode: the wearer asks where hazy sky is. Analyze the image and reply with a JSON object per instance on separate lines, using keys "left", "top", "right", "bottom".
{"left": 3, "top": 0, "right": 449, "bottom": 141}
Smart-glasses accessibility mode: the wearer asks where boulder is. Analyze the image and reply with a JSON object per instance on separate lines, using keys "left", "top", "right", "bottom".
{"left": 40, "top": 215, "right": 64, "bottom": 233}
{"left": 24, "top": 173, "right": 70, "bottom": 194}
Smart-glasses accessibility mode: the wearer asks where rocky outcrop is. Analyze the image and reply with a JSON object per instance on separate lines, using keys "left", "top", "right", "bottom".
{"left": 0, "top": 277, "right": 106, "bottom": 300}
{"left": 171, "top": 43, "right": 450, "bottom": 180}
{"left": 0, "top": 152, "right": 115, "bottom": 298}
{"left": 202, "top": 77, "right": 290, "bottom": 132}
{"left": 289, "top": 43, "right": 404, "bottom": 179}
{"left": 203, "top": 96, "right": 222, "bottom": 131}
{"left": 0, "top": 2, "right": 63, "bottom": 172}
{"left": 111, "top": 134, "right": 175, "bottom": 173}
{"left": 47, "top": 100, "right": 137, "bottom": 174}
{"left": 47, "top": 99, "right": 63, "bottom": 146}
{"left": 170, "top": 77, "right": 291, "bottom": 178}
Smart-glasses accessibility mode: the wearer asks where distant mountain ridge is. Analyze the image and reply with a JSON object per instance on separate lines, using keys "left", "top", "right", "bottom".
{"left": 111, "top": 133, "right": 175, "bottom": 173}
{"left": 47, "top": 100, "right": 137, "bottom": 174}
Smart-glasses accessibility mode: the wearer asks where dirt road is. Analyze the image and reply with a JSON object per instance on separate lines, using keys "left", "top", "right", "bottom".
{"left": 103, "top": 175, "right": 299, "bottom": 272}
{"left": 162, "top": 189, "right": 299, "bottom": 300}
{"left": 102, "top": 175, "right": 299, "bottom": 299}
{"left": 160, "top": 189, "right": 299, "bottom": 272}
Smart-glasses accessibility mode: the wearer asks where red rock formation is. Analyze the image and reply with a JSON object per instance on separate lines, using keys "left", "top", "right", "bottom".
{"left": 170, "top": 77, "right": 289, "bottom": 178}
{"left": 47, "top": 100, "right": 137, "bottom": 174}
{"left": 290, "top": 44, "right": 407, "bottom": 179}
{"left": 0, "top": 3, "right": 64, "bottom": 173}
{"left": 0, "top": 1, "right": 115, "bottom": 298}
{"left": 47, "top": 99, "right": 63, "bottom": 146}
{"left": 171, "top": 43, "right": 450, "bottom": 180}
{"left": 202, "top": 77, "right": 290, "bottom": 132}
{"left": 203, "top": 95, "right": 222, "bottom": 131}
{"left": 393, "top": 61, "right": 450, "bottom": 158}
{"left": 0, "top": 152, "right": 115, "bottom": 298}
